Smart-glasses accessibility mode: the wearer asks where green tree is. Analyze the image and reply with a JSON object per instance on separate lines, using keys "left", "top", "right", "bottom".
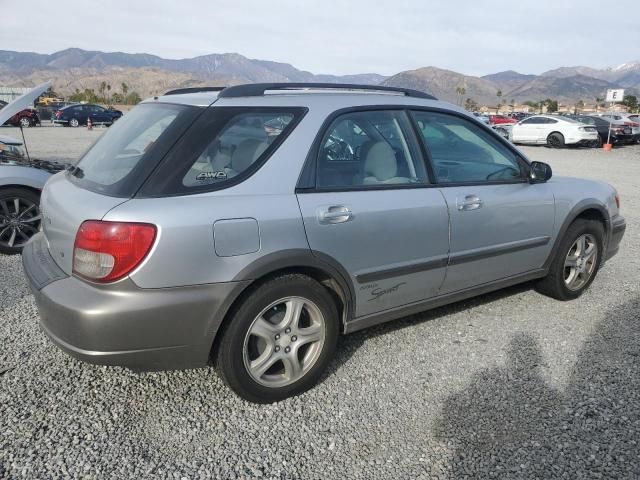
{"left": 121, "top": 82, "right": 129, "bottom": 101}
{"left": 464, "top": 97, "right": 479, "bottom": 112}
{"left": 622, "top": 95, "right": 638, "bottom": 113}
{"left": 106, "top": 84, "right": 112, "bottom": 104}
{"left": 574, "top": 100, "right": 585, "bottom": 114}
{"left": 125, "top": 91, "right": 142, "bottom": 105}
{"left": 545, "top": 98, "right": 558, "bottom": 113}
{"left": 495, "top": 90, "right": 503, "bottom": 113}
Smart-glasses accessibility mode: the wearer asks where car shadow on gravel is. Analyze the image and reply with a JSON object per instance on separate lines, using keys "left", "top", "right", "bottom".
{"left": 430, "top": 296, "right": 640, "bottom": 479}
{"left": 323, "top": 282, "right": 535, "bottom": 380}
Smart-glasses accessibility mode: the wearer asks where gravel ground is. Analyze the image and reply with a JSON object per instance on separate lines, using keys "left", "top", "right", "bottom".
{"left": 1, "top": 132, "right": 639, "bottom": 478}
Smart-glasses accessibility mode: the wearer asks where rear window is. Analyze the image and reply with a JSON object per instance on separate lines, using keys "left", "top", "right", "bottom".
{"left": 68, "top": 103, "right": 200, "bottom": 197}
{"left": 138, "top": 107, "right": 306, "bottom": 197}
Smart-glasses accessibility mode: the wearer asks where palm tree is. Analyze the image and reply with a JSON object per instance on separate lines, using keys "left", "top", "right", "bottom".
{"left": 99, "top": 81, "right": 107, "bottom": 103}
{"left": 121, "top": 82, "right": 129, "bottom": 104}
{"left": 455, "top": 85, "right": 466, "bottom": 106}
{"left": 106, "top": 84, "right": 111, "bottom": 104}
{"left": 496, "top": 90, "right": 503, "bottom": 113}
{"left": 595, "top": 97, "right": 603, "bottom": 113}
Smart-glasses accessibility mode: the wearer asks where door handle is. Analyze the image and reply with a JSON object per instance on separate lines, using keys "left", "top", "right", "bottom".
{"left": 318, "top": 206, "right": 353, "bottom": 224}
{"left": 457, "top": 195, "right": 483, "bottom": 211}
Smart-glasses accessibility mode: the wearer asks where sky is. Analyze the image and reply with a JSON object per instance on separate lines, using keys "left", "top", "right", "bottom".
{"left": 1, "top": 0, "right": 639, "bottom": 77}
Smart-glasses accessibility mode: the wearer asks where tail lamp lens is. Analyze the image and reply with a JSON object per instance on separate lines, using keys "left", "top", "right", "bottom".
{"left": 73, "top": 221, "right": 157, "bottom": 283}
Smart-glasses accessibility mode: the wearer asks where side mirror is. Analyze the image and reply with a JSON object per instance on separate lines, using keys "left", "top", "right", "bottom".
{"left": 529, "top": 161, "right": 552, "bottom": 183}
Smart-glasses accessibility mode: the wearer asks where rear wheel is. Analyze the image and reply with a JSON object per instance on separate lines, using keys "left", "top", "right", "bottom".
{"left": 536, "top": 219, "right": 604, "bottom": 300}
{"left": 216, "top": 274, "right": 339, "bottom": 403}
{"left": 69, "top": 117, "right": 79, "bottom": 127}
{"left": 592, "top": 134, "right": 603, "bottom": 148}
{"left": 547, "top": 132, "right": 565, "bottom": 148}
{"left": 0, "top": 188, "right": 42, "bottom": 255}
{"left": 19, "top": 117, "right": 31, "bottom": 128}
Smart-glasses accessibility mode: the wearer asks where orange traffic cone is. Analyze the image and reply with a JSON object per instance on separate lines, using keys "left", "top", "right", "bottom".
{"left": 87, "top": 117, "right": 92, "bottom": 130}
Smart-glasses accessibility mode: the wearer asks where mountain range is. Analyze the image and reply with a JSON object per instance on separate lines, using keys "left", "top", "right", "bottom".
{"left": 1, "top": 48, "right": 638, "bottom": 106}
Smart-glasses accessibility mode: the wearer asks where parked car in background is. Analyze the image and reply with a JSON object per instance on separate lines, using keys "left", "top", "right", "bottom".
{"left": 507, "top": 112, "right": 532, "bottom": 122}
{"left": 472, "top": 112, "right": 490, "bottom": 125}
{"left": 0, "top": 82, "right": 67, "bottom": 254}
{"left": 0, "top": 100, "right": 41, "bottom": 128}
{"left": 511, "top": 115, "right": 598, "bottom": 147}
{"left": 595, "top": 113, "right": 640, "bottom": 140}
{"left": 489, "top": 114, "right": 517, "bottom": 125}
{"left": 22, "top": 83, "right": 625, "bottom": 403}
{"left": 570, "top": 115, "right": 635, "bottom": 146}
{"left": 54, "top": 103, "right": 123, "bottom": 127}
{"left": 0, "top": 134, "right": 65, "bottom": 254}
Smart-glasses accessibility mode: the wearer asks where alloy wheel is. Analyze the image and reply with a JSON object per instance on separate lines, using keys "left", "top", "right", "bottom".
{"left": 0, "top": 196, "right": 41, "bottom": 249}
{"left": 563, "top": 234, "right": 598, "bottom": 291}
{"left": 243, "top": 296, "right": 326, "bottom": 388}
{"left": 19, "top": 117, "right": 31, "bottom": 128}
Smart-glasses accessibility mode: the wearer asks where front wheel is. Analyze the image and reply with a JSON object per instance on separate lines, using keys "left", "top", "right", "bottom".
{"left": 69, "top": 117, "right": 79, "bottom": 127}
{"left": 536, "top": 219, "right": 604, "bottom": 300}
{"left": 216, "top": 274, "right": 339, "bottom": 403}
{"left": 19, "top": 117, "right": 31, "bottom": 128}
{"left": 0, "top": 188, "right": 42, "bottom": 255}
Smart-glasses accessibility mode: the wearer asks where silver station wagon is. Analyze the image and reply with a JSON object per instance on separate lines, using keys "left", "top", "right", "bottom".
{"left": 22, "top": 83, "right": 626, "bottom": 403}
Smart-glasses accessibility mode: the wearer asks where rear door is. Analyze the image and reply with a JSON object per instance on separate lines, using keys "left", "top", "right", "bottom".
{"left": 411, "top": 110, "right": 555, "bottom": 293}
{"left": 297, "top": 109, "right": 450, "bottom": 317}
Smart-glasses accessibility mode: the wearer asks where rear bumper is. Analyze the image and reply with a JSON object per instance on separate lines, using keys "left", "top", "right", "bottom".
{"left": 22, "top": 233, "right": 249, "bottom": 370}
{"left": 605, "top": 215, "right": 626, "bottom": 261}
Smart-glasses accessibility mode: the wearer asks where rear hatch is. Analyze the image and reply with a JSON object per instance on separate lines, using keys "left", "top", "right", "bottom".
{"left": 40, "top": 102, "right": 201, "bottom": 274}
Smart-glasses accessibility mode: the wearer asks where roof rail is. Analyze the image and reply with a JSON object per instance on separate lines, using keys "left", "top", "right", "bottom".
{"left": 217, "top": 83, "right": 437, "bottom": 100}
{"left": 164, "top": 86, "right": 226, "bottom": 96}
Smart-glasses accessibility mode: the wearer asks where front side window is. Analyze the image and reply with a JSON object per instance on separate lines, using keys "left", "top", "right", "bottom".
{"left": 412, "top": 111, "right": 523, "bottom": 184}
{"left": 316, "top": 110, "right": 426, "bottom": 188}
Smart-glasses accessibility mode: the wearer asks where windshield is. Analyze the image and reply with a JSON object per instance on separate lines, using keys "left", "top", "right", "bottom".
{"left": 68, "top": 102, "right": 199, "bottom": 197}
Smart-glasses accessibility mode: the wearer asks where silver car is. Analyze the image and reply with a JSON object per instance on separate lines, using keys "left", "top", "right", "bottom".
{"left": 22, "top": 83, "right": 626, "bottom": 403}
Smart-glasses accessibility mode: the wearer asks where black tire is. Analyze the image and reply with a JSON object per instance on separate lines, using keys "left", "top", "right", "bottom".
{"left": 69, "top": 117, "right": 79, "bottom": 127}
{"left": 547, "top": 132, "right": 565, "bottom": 148}
{"left": 215, "top": 274, "right": 339, "bottom": 403}
{"left": 592, "top": 134, "right": 603, "bottom": 148}
{"left": 536, "top": 219, "right": 604, "bottom": 301}
{"left": 0, "top": 187, "right": 41, "bottom": 255}
{"left": 19, "top": 117, "right": 31, "bottom": 128}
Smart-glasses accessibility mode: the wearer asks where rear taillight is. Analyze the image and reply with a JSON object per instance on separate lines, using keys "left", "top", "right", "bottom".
{"left": 625, "top": 122, "right": 639, "bottom": 127}
{"left": 73, "top": 221, "right": 157, "bottom": 283}
{"left": 615, "top": 194, "right": 620, "bottom": 209}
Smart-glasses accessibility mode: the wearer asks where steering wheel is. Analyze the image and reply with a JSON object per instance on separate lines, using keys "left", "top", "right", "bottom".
{"left": 325, "top": 136, "right": 354, "bottom": 161}
{"left": 486, "top": 166, "right": 519, "bottom": 181}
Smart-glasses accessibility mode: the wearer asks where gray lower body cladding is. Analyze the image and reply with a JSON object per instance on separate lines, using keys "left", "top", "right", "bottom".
{"left": 22, "top": 233, "right": 249, "bottom": 370}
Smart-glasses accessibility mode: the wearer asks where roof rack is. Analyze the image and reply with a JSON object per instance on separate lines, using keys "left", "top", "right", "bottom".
{"left": 217, "top": 83, "right": 437, "bottom": 100}
{"left": 164, "top": 86, "right": 226, "bottom": 96}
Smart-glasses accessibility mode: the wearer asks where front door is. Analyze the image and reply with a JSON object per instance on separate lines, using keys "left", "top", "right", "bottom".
{"left": 411, "top": 110, "right": 555, "bottom": 293}
{"left": 297, "top": 109, "right": 450, "bottom": 317}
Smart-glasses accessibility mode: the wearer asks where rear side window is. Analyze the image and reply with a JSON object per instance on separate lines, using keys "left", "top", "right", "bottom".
{"left": 182, "top": 112, "right": 294, "bottom": 187}
{"left": 68, "top": 103, "right": 199, "bottom": 197}
{"left": 140, "top": 107, "right": 305, "bottom": 197}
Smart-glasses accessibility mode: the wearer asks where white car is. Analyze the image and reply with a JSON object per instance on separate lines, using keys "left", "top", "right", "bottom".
{"left": 511, "top": 115, "right": 599, "bottom": 147}
{"left": 597, "top": 113, "right": 640, "bottom": 138}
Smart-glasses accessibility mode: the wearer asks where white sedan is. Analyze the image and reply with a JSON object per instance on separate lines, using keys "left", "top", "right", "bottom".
{"left": 511, "top": 115, "right": 599, "bottom": 147}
